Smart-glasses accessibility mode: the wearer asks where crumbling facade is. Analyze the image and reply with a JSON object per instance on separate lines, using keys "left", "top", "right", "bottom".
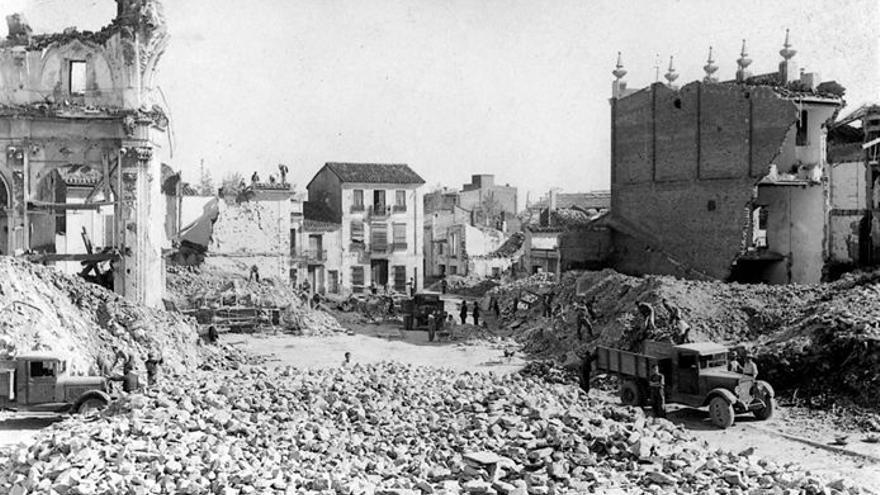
{"left": 0, "top": 1, "right": 170, "bottom": 306}
{"left": 607, "top": 35, "right": 849, "bottom": 284}
{"left": 306, "top": 162, "right": 425, "bottom": 294}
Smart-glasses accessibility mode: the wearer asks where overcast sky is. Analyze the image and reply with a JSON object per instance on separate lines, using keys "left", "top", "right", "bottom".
{"left": 8, "top": 0, "right": 880, "bottom": 204}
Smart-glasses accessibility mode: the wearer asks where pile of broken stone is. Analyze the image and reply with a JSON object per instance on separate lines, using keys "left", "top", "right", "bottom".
{"left": 0, "top": 363, "right": 864, "bottom": 495}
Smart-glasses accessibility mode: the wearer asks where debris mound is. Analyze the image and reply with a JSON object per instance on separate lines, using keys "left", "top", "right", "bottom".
{"left": 166, "top": 266, "right": 345, "bottom": 336}
{"left": 0, "top": 257, "right": 199, "bottom": 375}
{"left": 0, "top": 362, "right": 863, "bottom": 494}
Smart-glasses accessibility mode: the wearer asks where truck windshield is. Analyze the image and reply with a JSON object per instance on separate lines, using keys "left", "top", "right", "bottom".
{"left": 699, "top": 353, "right": 728, "bottom": 369}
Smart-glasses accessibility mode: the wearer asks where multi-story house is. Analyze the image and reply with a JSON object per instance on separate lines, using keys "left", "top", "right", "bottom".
{"left": 306, "top": 162, "right": 425, "bottom": 294}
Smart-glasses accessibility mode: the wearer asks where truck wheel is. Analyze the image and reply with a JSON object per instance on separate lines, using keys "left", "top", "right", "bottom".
{"left": 709, "top": 396, "right": 735, "bottom": 429}
{"left": 753, "top": 398, "right": 776, "bottom": 420}
{"left": 76, "top": 396, "right": 109, "bottom": 414}
{"left": 619, "top": 380, "right": 641, "bottom": 406}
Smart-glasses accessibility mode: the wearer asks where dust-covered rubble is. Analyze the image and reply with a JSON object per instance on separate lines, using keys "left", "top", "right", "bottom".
{"left": 0, "top": 363, "right": 867, "bottom": 494}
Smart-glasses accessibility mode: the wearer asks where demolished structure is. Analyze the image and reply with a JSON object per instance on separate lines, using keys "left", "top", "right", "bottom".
{"left": 604, "top": 33, "right": 874, "bottom": 284}
{"left": 0, "top": 1, "right": 171, "bottom": 306}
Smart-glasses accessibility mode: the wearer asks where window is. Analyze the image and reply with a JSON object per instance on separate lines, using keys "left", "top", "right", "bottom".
{"left": 350, "top": 221, "right": 364, "bottom": 244}
{"left": 352, "top": 190, "right": 364, "bottom": 211}
{"left": 373, "top": 190, "right": 387, "bottom": 215}
{"left": 437, "top": 242, "right": 444, "bottom": 255}
{"left": 392, "top": 223, "right": 407, "bottom": 250}
{"left": 351, "top": 266, "right": 365, "bottom": 292}
{"left": 449, "top": 265, "right": 458, "bottom": 275}
{"left": 69, "top": 61, "right": 87, "bottom": 95}
{"left": 290, "top": 228, "right": 297, "bottom": 255}
{"left": 796, "top": 110, "right": 808, "bottom": 146}
{"left": 393, "top": 265, "right": 407, "bottom": 292}
{"left": 394, "top": 190, "right": 407, "bottom": 211}
{"left": 371, "top": 222, "right": 388, "bottom": 251}
{"left": 29, "top": 361, "right": 56, "bottom": 378}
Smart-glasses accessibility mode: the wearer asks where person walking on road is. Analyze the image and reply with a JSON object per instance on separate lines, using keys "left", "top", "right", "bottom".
{"left": 472, "top": 302, "right": 481, "bottom": 327}
{"left": 459, "top": 301, "right": 468, "bottom": 325}
{"left": 649, "top": 363, "right": 666, "bottom": 418}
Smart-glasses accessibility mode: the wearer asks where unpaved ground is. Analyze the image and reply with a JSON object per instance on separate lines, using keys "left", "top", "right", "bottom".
{"left": 238, "top": 319, "right": 880, "bottom": 491}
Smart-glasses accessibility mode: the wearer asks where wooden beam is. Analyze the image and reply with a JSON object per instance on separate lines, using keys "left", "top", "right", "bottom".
{"left": 29, "top": 200, "right": 115, "bottom": 211}
{"left": 26, "top": 252, "right": 120, "bottom": 263}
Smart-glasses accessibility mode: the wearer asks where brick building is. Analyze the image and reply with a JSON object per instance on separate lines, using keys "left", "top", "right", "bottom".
{"left": 606, "top": 35, "right": 859, "bottom": 284}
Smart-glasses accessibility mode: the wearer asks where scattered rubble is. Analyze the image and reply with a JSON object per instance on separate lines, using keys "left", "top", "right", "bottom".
{"left": 0, "top": 257, "right": 199, "bottom": 376}
{"left": 166, "top": 266, "right": 345, "bottom": 336}
{"left": 0, "top": 362, "right": 866, "bottom": 494}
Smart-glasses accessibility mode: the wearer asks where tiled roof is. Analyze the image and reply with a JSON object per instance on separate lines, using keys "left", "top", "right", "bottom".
{"left": 531, "top": 192, "right": 611, "bottom": 211}
{"left": 57, "top": 165, "right": 102, "bottom": 187}
{"left": 323, "top": 162, "right": 426, "bottom": 185}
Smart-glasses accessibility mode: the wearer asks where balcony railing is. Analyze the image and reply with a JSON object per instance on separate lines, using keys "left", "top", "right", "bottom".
{"left": 392, "top": 204, "right": 407, "bottom": 213}
{"left": 304, "top": 249, "right": 327, "bottom": 262}
{"left": 369, "top": 204, "right": 391, "bottom": 217}
{"left": 350, "top": 204, "right": 365, "bottom": 213}
{"left": 392, "top": 242, "right": 408, "bottom": 252}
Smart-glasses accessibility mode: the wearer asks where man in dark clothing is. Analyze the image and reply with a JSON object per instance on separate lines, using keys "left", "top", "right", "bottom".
{"left": 649, "top": 363, "right": 666, "bottom": 418}
{"left": 491, "top": 298, "right": 500, "bottom": 318}
{"left": 441, "top": 279, "right": 448, "bottom": 294}
{"left": 543, "top": 291, "right": 555, "bottom": 317}
{"left": 206, "top": 325, "right": 219, "bottom": 344}
{"left": 472, "top": 303, "right": 481, "bottom": 327}
{"left": 579, "top": 352, "right": 596, "bottom": 394}
{"left": 575, "top": 300, "right": 593, "bottom": 339}
{"left": 144, "top": 351, "right": 164, "bottom": 387}
{"left": 248, "top": 264, "right": 260, "bottom": 283}
{"left": 459, "top": 301, "right": 468, "bottom": 325}
{"left": 111, "top": 358, "right": 140, "bottom": 393}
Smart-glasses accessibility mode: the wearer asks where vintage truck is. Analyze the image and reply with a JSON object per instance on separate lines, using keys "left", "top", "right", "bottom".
{"left": 0, "top": 352, "right": 111, "bottom": 414}
{"left": 594, "top": 341, "right": 775, "bottom": 429}
{"left": 401, "top": 293, "right": 446, "bottom": 339}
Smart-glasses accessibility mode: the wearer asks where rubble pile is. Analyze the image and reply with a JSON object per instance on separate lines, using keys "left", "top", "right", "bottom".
{"left": 0, "top": 363, "right": 863, "bottom": 494}
{"left": 428, "top": 275, "right": 501, "bottom": 298}
{"left": 0, "top": 257, "right": 199, "bottom": 375}
{"left": 166, "top": 266, "right": 345, "bottom": 336}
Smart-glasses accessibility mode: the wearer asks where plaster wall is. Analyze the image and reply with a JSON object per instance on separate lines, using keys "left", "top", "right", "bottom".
{"left": 828, "top": 160, "right": 867, "bottom": 264}
{"left": 756, "top": 184, "right": 825, "bottom": 283}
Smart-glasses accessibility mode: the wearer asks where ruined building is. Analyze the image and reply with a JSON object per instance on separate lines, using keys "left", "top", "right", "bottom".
{"left": 607, "top": 33, "right": 859, "bottom": 284}
{"left": 0, "top": 1, "right": 170, "bottom": 306}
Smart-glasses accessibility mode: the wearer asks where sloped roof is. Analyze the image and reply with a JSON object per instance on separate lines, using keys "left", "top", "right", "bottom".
{"left": 321, "top": 162, "right": 426, "bottom": 185}
{"left": 56, "top": 165, "right": 102, "bottom": 187}
{"left": 531, "top": 192, "right": 611, "bottom": 211}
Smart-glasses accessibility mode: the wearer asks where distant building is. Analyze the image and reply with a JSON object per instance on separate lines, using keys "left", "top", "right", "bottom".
{"left": 306, "top": 162, "right": 425, "bottom": 294}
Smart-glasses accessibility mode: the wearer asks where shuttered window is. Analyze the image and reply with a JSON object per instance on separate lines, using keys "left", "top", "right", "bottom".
{"left": 351, "top": 266, "right": 365, "bottom": 293}
{"left": 393, "top": 266, "right": 407, "bottom": 292}
{"left": 371, "top": 222, "right": 388, "bottom": 251}
{"left": 392, "top": 223, "right": 407, "bottom": 250}
{"left": 351, "top": 221, "right": 364, "bottom": 243}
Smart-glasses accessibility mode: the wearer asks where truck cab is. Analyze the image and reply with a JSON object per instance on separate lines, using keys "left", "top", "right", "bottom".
{"left": 0, "top": 353, "right": 110, "bottom": 414}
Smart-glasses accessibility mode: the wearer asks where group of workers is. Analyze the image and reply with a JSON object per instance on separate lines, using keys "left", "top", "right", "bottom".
{"left": 96, "top": 349, "right": 165, "bottom": 395}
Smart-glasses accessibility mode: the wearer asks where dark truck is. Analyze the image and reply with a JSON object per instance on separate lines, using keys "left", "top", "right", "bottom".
{"left": 595, "top": 341, "right": 775, "bottom": 429}
{"left": 401, "top": 293, "right": 445, "bottom": 339}
{"left": 0, "top": 353, "right": 111, "bottom": 414}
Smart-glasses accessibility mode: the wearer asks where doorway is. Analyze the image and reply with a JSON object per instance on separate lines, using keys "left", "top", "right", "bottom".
{"left": 0, "top": 175, "right": 9, "bottom": 255}
{"left": 371, "top": 259, "right": 388, "bottom": 288}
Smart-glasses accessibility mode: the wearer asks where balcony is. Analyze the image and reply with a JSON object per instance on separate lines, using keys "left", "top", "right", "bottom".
{"left": 391, "top": 242, "right": 408, "bottom": 252}
{"left": 369, "top": 204, "right": 391, "bottom": 218}
{"left": 392, "top": 204, "right": 407, "bottom": 213}
{"left": 304, "top": 249, "right": 327, "bottom": 263}
{"left": 350, "top": 204, "right": 366, "bottom": 213}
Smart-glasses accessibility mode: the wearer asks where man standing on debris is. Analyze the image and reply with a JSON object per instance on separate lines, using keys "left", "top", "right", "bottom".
{"left": 648, "top": 363, "right": 666, "bottom": 418}
{"left": 472, "top": 301, "right": 481, "bottom": 327}
{"left": 407, "top": 277, "right": 415, "bottom": 297}
{"left": 342, "top": 352, "right": 352, "bottom": 367}
{"left": 491, "top": 297, "right": 501, "bottom": 319}
{"left": 543, "top": 291, "right": 555, "bottom": 317}
{"left": 459, "top": 301, "right": 468, "bottom": 325}
{"left": 637, "top": 302, "right": 656, "bottom": 336}
{"left": 249, "top": 264, "right": 260, "bottom": 283}
{"left": 206, "top": 325, "right": 219, "bottom": 344}
{"left": 580, "top": 351, "right": 596, "bottom": 394}
{"left": 145, "top": 351, "right": 164, "bottom": 387}
{"left": 110, "top": 357, "right": 140, "bottom": 393}
{"left": 575, "top": 299, "right": 594, "bottom": 339}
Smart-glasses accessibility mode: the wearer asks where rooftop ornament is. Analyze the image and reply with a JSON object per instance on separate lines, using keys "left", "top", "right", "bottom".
{"left": 779, "top": 28, "right": 797, "bottom": 61}
{"left": 703, "top": 46, "right": 719, "bottom": 83}
{"left": 664, "top": 56, "right": 679, "bottom": 87}
{"left": 612, "top": 51, "right": 627, "bottom": 81}
{"left": 736, "top": 39, "right": 753, "bottom": 82}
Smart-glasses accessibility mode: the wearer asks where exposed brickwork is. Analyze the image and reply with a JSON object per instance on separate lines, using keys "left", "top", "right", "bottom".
{"left": 611, "top": 82, "right": 799, "bottom": 280}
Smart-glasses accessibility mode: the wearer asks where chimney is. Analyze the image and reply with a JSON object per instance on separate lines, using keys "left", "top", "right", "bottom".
{"left": 549, "top": 189, "right": 558, "bottom": 213}
{"left": 778, "top": 29, "right": 798, "bottom": 84}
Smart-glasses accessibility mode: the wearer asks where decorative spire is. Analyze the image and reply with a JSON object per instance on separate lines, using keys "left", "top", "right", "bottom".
{"left": 612, "top": 51, "right": 627, "bottom": 80}
{"left": 703, "top": 46, "right": 719, "bottom": 83}
{"left": 737, "top": 39, "right": 752, "bottom": 70}
{"left": 779, "top": 28, "right": 797, "bottom": 60}
{"left": 664, "top": 56, "right": 679, "bottom": 86}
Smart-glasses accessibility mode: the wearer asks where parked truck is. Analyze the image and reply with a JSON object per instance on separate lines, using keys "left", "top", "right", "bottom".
{"left": 400, "top": 293, "right": 446, "bottom": 340}
{"left": 594, "top": 341, "right": 775, "bottom": 429}
{"left": 0, "top": 352, "right": 111, "bottom": 414}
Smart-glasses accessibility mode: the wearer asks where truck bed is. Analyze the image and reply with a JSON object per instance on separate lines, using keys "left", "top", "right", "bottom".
{"left": 595, "top": 346, "right": 656, "bottom": 379}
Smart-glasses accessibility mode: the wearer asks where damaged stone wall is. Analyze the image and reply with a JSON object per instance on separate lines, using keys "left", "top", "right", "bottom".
{"left": 204, "top": 197, "right": 292, "bottom": 281}
{"left": 610, "top": 82, "right": 799, "bottom": 279}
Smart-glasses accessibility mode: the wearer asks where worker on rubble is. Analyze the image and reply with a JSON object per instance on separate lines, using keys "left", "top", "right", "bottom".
{"left": 441, "top": 278, "right": 448, "bottom": 294}
{"left": 251, "top": 172, "right": 260, "bottom": 184}
{"left": 491, "top": 297, "right": 501, "bottom": 319}
{"left": 575, "top": 300, "right": 594, "bottom": 339}
{"left": 742, "top": 354, "right": 758, "bottom": 378}
{"left": 144, "top": 351, "right": 164, "bottom": 387}
{"left": 459, "top": 301, "right": 469, "bottom": 325}
{"left": 472, "top": 302, "right": 481, "bottom": 327}
{"left": 206, "top": 325, "right": 219, "bottom": 344}
{"left": 342, "top": 352, "right": 352, "bottom": 367}
{"left": 637, "top": 302, "right": 656, "bottom": 339}
{"left": 579, "top": 351, "right": 596, "bottom": 394}
{"left": 249, "top": 264, "right": 261, "bottom": 283}
{"left": 110, "top": 357, "right": 140, "bottom": 393}
{"left": 648, "top": 363, "right": 666, "bottom": 418}
{"left": 542, "top": 291, "right": 555, "bottom": 318}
